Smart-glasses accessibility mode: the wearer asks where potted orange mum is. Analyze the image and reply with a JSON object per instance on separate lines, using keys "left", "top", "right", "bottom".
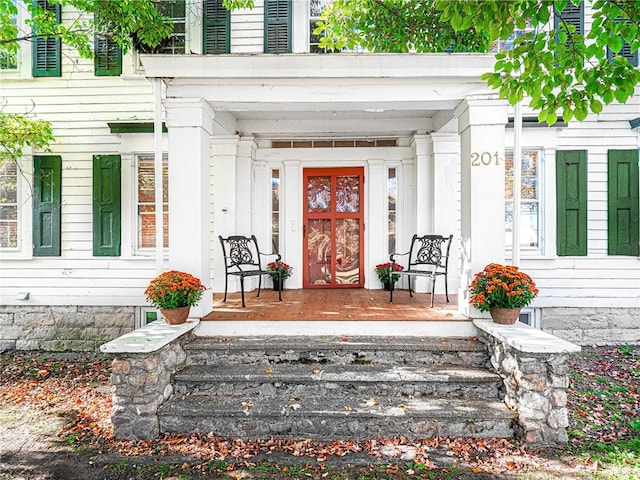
{"left": 145, "top": 270, "right": 206, "bottom": 324}
{"left": 469, "top": 263, "right": 539, "bottom": 324}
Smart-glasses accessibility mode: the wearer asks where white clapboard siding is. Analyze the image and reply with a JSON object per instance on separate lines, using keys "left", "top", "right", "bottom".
{"left": 231, "top": 1, "right": 264, "bottom": 53}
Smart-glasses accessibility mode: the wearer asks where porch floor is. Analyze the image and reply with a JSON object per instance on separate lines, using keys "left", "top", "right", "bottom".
{"left": 203, "top": 288, "right": 468, "bottom": 322}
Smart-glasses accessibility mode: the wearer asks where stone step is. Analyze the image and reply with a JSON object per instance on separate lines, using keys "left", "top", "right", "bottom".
{"left": 185, "top": 336, "right": 489, "bottom": 367}
{"left": 158, "top": 395, "right": 515, "bottom": 440}
{"left": 172, "top": 363, "right": 502, "bottom": 399}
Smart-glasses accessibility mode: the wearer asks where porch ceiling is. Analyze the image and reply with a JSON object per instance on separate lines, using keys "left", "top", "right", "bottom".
{"left": 145, "top": 53, "right": 495, "bottom": 137}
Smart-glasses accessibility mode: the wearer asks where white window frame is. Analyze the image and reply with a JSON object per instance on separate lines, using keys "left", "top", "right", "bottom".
{"left": 505, "top": 148, "right": 544, "bottom": 255}
{"left": 1, "top": 0, "right": 33, "bottom": 78}
{"left": 134, "top": 152, "right": 169, "bottom": 256}
{"left": 0, "top": 157, "right": 33, "bottom": 259}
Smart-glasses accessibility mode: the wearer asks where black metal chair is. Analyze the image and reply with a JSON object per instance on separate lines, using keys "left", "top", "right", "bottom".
{"left": 389, "top": 234, "right": 453, "bottom": 307}
{"left": 219, "top": 235, "right": 282, "bottom": 307}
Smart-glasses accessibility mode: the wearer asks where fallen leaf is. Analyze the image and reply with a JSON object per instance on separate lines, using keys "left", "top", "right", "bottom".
{"left": 363, "top": 398, "right": 378, "bottom": 407}
{"left": 264, "top": 369, "right": 273, "bottom": 374}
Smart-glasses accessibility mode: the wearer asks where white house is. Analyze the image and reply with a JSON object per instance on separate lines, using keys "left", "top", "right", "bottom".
{"left": 0, "top": 0, "right": 638, "bottom": 349}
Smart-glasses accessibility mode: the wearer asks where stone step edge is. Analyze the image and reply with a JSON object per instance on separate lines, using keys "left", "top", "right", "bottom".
{"left": 159, "top": 396, "right": 515, "bottom": 420}
{"left": 173, "top": 364, "right": 501, "bottom": 384}
{"left": 184, "top": 336, "right": 486, "bottom": 353}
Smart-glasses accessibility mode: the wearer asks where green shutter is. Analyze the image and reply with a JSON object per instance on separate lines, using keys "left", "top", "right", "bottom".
{"left": 264, "top": 0, "right": 291, "bottom": 53}
{"left": 203, "top": 0, "right": 230, "bottom": 54}
{"left": 93, "top": 155, "right": 121, "bottom": 256}
{"left": 32, "top": 0, "right": 61, "bottom": 77}
{"left": 608, "top": 150, "right": 639, "bottom": 256}
{"left": 556, "top": 150, "right": 587, "bottom": 256}
{"left": 606, "top": 19, "right": 639, "bottom": 67}
{"left": 33, "top": 155, "right": 61, "bottom": 256}
{"left": 94, "top": 33, "right": 122, "bottom": 76}
{"left": 554, "top": 0, "right": 583, "bottom": 50}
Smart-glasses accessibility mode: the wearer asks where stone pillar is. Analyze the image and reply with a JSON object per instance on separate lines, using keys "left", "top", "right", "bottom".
{"left": 165, "top": 99, "right": 215, "bottom": 318}
{"left": 456, "top": 95, "right": 508, "bottom": 316}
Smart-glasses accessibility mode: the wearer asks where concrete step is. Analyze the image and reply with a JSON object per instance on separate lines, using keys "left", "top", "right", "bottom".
{"left": 158, "top": 395, "right": 515, "bottom": 440}
{"left": 172, "top": 363, "right": 502, "bottom": 399}
{"left": 185, "top": 336, "right": 490, "bottom": 368}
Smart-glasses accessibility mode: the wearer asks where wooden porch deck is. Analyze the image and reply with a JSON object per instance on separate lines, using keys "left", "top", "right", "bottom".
{"left": 203, "top": 289, "right": 468, "bottom": 322}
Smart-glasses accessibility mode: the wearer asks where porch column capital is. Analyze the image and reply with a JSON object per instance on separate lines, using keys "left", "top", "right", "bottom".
{"left": 455, "top": 94, "right": 508, "bottom": 129}
{"left": 164, "top": 98, "right": 216, "bottom": 135}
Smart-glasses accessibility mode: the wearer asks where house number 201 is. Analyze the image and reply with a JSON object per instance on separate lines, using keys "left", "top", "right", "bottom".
{"left": 471, "top": 151, "right": 502, "bottom": 166}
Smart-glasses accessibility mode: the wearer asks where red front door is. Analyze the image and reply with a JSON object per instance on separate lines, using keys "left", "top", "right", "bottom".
{"left": 303, "top": 167, "right": 364, "bottom": 288}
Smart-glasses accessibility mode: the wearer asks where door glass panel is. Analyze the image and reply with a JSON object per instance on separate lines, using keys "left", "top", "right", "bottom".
{"left": 307, "top": 218, "right": 332, "bottom": 284}
{"left": 336, "top": 175, "right": 359, "bottom": 212}
{"left": 307, "top": 176, "right": 331, "bottom": 213}
{"left": 335, "top": 218, "right": 360, "bottom": 284}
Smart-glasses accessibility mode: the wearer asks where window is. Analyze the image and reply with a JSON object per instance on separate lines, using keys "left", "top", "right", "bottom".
{"left": 157, "top": 0, "right": 186, "bottom": 54}
{"left": 556, "top": 150, "right": 587, "bottom": 256}
{"left": 203, "top": 0, "right": 230, "bottom": 54}
{"left": 0, "top": 0, "right": 18, "bottom": 70}
{"left": 137, "top": 154, "right": 168, "bottom": 250}
{"left": 32, "top": 0, "right": 61, "bottom": 77}
{"left": 388, "top": 168, "right": 397, "bottom": 253}
{"left": 135, "top": 0, "right": 186, "bottom": 55}
{"left": 505, "top": 149, "right": 542, "bottom": 250}
{"left": 309, "top": 0, "right": 330, "bottom": 53}
{"left": 0, "top": 161, "right": 18, "bottom": 248}
{"left": 554, "top": 0, "right": 584, "bottom": 47}
{"left": 93, "top": 155, "right": 121, "bottom": 256}
{"left": 606, "top": 19, "right": 639, "bottom": 67}
{"left": 608, "top": 150, "right": 639, "bottom": 256}
{"left": 94, "top": 31, "right": 122, "bottom": 76}
{"left": 271, "top": 169, "right": 280, "bottom": 253}
{"left": 264, "top": 0, "right": 291, "bottom": 53}
{"left": 33, "top": 155, "right": 61, "bottom": 256}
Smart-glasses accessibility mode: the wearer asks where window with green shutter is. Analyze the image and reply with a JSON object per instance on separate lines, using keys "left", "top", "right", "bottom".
{"left": 94, "top": 32, "right": 122, "bottom": 76}
{"left": 32, "top": 0, "right": 61, "bottom": 77}
{"left": 33, "top": 155, "right": 61, "bottom": 256}
{"left": 93, "top": 155, "right": 121, "bottom": 256}
{"left": 554, "top": 1, "right": 583, "bottom": 48}
{"left": 608, "top": 150, "right": 639, "bottom": 256}
{"left": 606, "top": 20, "right": 639, "bottom": 67}
{"left": 203, "top": 0, "right": 230, "bottom": 54}
{"left": 264, "top": 0, "right": 291, "bottom": 53}
{"left": 556, "top": 150, "right": 587, "bottom": 256}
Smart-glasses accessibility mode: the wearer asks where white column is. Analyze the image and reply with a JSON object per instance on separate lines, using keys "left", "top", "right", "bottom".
{"left": 211, "top": 135, "right": 240, "bottom": 293}
{"left": 283, "top": 160, "right": 301, "bottom": 288}
{"left": 411, "top": 134, "right": 434, "bottom": 234}
{"left": 366, "top": 159, "right": 385, "bottom": 289}
{"left": 430, "top": 133, "right": 461, "bottom": 295}
{"left": 165, "top": 99, "right": 215, "bottom": 318}
{"left": 456, "top": 95, "right": 508, "bottom": 317}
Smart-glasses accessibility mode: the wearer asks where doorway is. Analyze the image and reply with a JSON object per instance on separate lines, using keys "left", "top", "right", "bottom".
{"left": 303, "top": 167, "right": 364, "bottom": 288}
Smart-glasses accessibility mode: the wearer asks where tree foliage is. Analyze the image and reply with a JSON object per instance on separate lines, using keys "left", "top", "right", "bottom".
{"left": 0, "top": 109, "right": 53, "bottom": 162}
{"left": 316, "top": 0, "right": 640, "bottom": 124}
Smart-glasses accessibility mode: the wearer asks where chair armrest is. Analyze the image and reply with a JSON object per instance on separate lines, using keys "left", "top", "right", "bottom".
{"left": 389, "top": 251, "right": 409, "bottom": 262}
{"left": 259, "top": 251, "right": 282, "bottom": 262}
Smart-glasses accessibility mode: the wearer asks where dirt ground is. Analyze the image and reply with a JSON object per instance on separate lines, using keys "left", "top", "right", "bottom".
{"left": 0, "top": 345, "right": 638, "bottom": 480}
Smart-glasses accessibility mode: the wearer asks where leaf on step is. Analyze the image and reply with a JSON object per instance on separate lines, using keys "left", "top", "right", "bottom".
{"left": 241, "top": 401, "right": 254, "bottom": 409}
{"left": 363, "top": 398, "right": 378, "bottom": 406}
{"left": 290, "top": 403, "right": 301, "bottom": 411}
{"left": 312, "top": 369, "right": 322, "bottom": 374}
{"left": 396, "top": 403, "right": 409, "bottom": 408}
{"left": 264, "top": 369, "right": 273, "bottom": 374}
{"left": 344, "top": 406, "right": 352, "bottom": 412}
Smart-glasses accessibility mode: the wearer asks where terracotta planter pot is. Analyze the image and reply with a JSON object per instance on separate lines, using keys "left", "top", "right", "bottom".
{"left": 160, "top": 306, "right": 190, "bottom": 325}
{"left": 489, "top": 307, "right": 521, "bottom": 325}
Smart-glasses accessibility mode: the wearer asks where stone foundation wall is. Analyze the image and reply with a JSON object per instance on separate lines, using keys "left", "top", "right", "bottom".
{"left": 477, "top": 328, "right": 575, "bottom": 446}
{"left": 543, "top": 307, "right": 640, "bottom": 346}
{"left": 0, "top": 305, "right": 136, "bottom": 351}
{"left": 110, "top": 338, "right": 190, "bottom": 440}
